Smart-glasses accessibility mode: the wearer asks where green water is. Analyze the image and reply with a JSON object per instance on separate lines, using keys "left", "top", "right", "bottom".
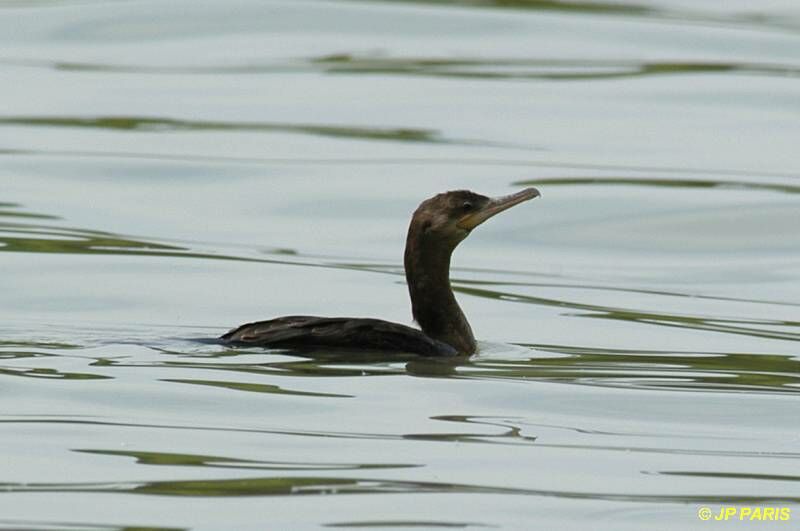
{"left": 1, "top": 0, "right": 799, "bottom": 529}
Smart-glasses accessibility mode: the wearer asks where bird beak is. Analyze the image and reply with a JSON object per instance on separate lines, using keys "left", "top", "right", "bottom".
{"left": 457, "top": 187, "right": 540, "bottom": 231}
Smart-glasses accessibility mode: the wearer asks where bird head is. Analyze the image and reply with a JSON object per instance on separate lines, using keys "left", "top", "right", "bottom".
{"left": 410, "top": 187, "right": 540, "bottom": 249}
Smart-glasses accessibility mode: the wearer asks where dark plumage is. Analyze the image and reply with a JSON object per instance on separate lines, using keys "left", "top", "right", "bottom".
{"left": 220, "top": 187, "right": 540, "bottom": 356}
{"left": 220, "top": 316, "right": 458, "bottom": 356}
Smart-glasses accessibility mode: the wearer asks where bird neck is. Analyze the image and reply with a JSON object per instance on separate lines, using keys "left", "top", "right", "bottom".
{"left": 404, "top": 227, "right": 476, "bottom": 355}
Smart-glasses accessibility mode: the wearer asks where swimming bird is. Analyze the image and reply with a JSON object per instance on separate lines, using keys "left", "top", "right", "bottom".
{"left": 220, "top": 187, "right": 540, "bottom": 356}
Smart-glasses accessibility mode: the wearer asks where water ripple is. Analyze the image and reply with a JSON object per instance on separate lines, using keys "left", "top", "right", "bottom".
{"left": 75, "top": 449, "right": 415, "bottom": 471}
{"left": 3, "top": 55, "right": 799, "bottom": 81}
{"left": 455, "top": 285, "right": 800, "bottom": 342}
{"left": 161, "top": 378, "right": 353, "bottom": 398}
{"left": 468, "top": 344, "right": 800, "bottom": 394}
{"left": 517, "top": 176, "right": 800, "bottom": 195}
{"left": 0, "top": 521, "right": 183, "bottom": 531}
{"left": 0, "top": 115, "right": 536, "bottom": 150}
{"left": 5, "top": 147, "right": 799, "bottom": 180}
{"left": 0, "top": 474, "right": 797, "bottom": 503}
{"left": 357, "top": 0, "right": 800, "bottom": 33}
{"left": 0, "top": 416, "right": 539, "bottom": 447}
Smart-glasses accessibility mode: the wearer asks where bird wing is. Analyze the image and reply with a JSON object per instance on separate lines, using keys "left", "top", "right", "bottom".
{"left": 220, "top": 315, "right": 457, "bottom": 357}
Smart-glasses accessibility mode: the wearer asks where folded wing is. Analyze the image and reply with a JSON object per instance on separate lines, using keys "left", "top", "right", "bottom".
{"left": 220, "top": 315, "right": 457, "bottom": 357}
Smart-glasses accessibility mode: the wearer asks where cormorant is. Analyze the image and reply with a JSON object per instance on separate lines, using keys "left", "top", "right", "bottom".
{"left": 220, "top": 187, "right": 540, "bottom": 356}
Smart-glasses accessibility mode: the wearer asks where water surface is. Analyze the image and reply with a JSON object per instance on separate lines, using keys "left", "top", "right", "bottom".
{"left": 1, "top": 0, "right": 799, "bottom": 529}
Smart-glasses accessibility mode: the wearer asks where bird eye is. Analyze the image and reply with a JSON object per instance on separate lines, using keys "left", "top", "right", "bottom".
{"left": 462, "top": 201, "right": 473, "bottom": 211}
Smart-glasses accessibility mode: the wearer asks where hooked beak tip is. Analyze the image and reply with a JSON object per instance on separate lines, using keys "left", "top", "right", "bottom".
{"left": 457, "top": 187, "right": 540, "bottom": 231}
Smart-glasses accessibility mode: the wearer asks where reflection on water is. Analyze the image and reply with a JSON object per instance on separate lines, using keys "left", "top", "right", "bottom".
{"left": 472, "top": 345, "right": 800, "bottom": 394}
{"left": 4, "top": 474, "right": 799, "bottom": 503}
{"left": 0, "top": 115, "right": 529, "bottom": 150}
{"left": 0, "top": 522, "right": 184, "bottom": 531}
{"left": 161, "top": 378, "right": 354, "bottom": 398}
{"left": 366, "top": 0, "right": 800, "bottom": 32}
{"left": 3, "top": 328, "right": 798, "bottom": 397}
{"left": 7, "top": 55, "right": 799, "bottom": 82}
{"left": 518, "top": 176, "right": 800, "bottom": 195}
{"left": 314, "top": 55, "right": 800, "bottom": 81}
{"left": 75, "top": 449, "right": 414, "bottom": 471}
{"left": 0, "top": 202, "right": 293, "bottom": 262}
{"left": 453, "top": 284, "right": 800, "bottom": 342}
